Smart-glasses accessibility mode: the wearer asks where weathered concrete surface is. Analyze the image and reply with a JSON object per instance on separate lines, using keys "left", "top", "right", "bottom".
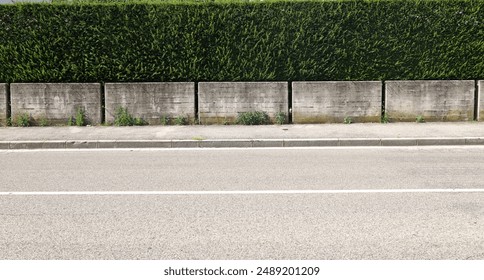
{"left": 385, "top": 80, "right": 474, "bottom": 122}
{"left": 10, "top": 83, "right": 101, "bottom": 125}
{"left": 0, "top": 84, "right": 6, "bottom": 125}
{"left": 292, "top": 81, "right": 382, "bottom": 123}
{"left": 105, "top": 83, "right": 195, "bottom": 125}
{"left": 198, "top": 82, "right": 288, "bottom": 124}
{"left": 478, "top": 81, "right": 483, "bottom": 121}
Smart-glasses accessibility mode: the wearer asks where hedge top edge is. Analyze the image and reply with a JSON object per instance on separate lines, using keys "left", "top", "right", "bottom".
{"left": 5, "top": 0, "right": 484, "bottom": 5}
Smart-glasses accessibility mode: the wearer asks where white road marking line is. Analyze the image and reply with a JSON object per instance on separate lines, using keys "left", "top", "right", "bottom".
{"left": 1, "top": 189, "right": 484, "bottom": 196}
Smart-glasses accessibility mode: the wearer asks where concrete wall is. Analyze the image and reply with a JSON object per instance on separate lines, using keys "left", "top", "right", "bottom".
{"left": 198, "top": 82, "right": 288, "bottom": 124}
{"left": 292, "top": 81, "right": 382, "bottom": 123}
{"left": 479, "top": 80, "right": 483, "bottom": 121}
{"left": 10, "top": 83, "right": 102, "bottom": 125}
{"left": 105, "top": 83, "right": 195, "bottom": 125}
{"left": 385, "top": 80, "right": 474, "bottom": 122}
{"left": 2, "top": 81, "right": 481, "bottom": 125}
{"left": 0, "top": 83, "right": 6, "bottom": 125}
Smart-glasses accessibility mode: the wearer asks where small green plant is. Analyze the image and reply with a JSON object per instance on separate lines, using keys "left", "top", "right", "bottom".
{"left": 134, "top": 117, "right": 146, "bottom": 126}
{"left": 381, "top": 113, "right": 389, "bottom": 124}
{"left": 114, "top": 107, "right": 135, "bottom": 126}
{"left": 14, "top": 113, "right": 31, "bottom": 127}
{"left": 416, "top": 115, "right": 425, "bottom": 123}
{"left": 160, "top": 115, "right": 170, "bottom": 125}
{"left": 6, "top": 117, "right": 12, "bottom": 127}
{"left": 343, "top": 116, "right": 353, "bottom": 124}
{"left": 67, "top": 116, "right": 74, "bottom": 126}
{"left": 236, "top": 111, "right": 270, "bottom": 125}
{"left": 192, "top": 136, "right": 205, "bottom": 141}
{"left": 174, "top": 115, "right": 188, "bottom": 125}
{"left": 75, "top": 107, "right": 86, "bottom": 126}
{"left": 39, "top": 115, "right": 49, "bottom": 127}
{"left": 275, "top": 112, "right": 286, "bottom": 125}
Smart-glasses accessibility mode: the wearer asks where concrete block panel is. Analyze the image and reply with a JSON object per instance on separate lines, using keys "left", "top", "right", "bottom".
{"left": 479, "top": 80, "right": 483, "bottom": 121}
{"left": 105, "top": 83, "right": 195, "bottom": 125}
{"left": 0, "top": 83, "right": 6, "bottom": 125}
{"left": 198, "top": 82, "right": 288, "bottom": 124}
{"left": 10, "top": 83, "right": 102, "bottom": 125}
{"left": 385, "top": 80, "right": 474, "bottom": 122}
{"left": 292, "top": 81, "right": 382, "bottom": 123}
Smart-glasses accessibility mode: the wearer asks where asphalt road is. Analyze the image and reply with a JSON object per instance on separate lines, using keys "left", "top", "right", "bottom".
{"left": 0, "top": 147, "right": 483, "bottom": 259}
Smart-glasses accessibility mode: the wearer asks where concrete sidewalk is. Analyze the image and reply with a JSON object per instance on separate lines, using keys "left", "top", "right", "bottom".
{"left": 1, "top": 122, "right": 484, "bottom": 149}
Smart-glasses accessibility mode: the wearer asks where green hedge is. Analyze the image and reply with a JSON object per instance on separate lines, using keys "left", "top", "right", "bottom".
{"left": 0, "top": 0, "right": 482, "bottom": 82}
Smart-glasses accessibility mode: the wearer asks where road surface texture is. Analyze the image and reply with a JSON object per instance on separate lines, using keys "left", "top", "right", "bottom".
{"left": 0, "top": 147, "right": 483, "bottom": 259}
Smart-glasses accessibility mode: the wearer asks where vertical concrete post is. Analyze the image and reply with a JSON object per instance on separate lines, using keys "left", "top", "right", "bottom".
{"left": 478, "top": 80, "right": 483, "bottom": 121}
{"left": 0, "top": 83, "right": 6, "bottom": 126}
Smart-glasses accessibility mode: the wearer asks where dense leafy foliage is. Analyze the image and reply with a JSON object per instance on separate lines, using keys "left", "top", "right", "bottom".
{"left": 236, "top": 111, "right": 271, "bottom": 125}
{"left": 0, "top": 0, "right": 482, "bottom": 82}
